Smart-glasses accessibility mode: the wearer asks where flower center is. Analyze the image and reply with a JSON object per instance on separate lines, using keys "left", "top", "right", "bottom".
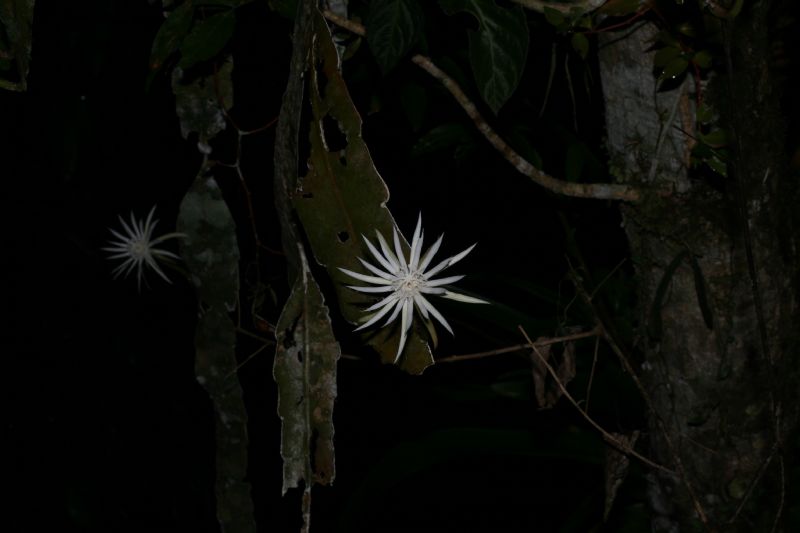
{"left": 396, "top": 272, "right": 423, "bottom": 296}
{"left": 129, "top": 239, "right": 149, "bottom": 259}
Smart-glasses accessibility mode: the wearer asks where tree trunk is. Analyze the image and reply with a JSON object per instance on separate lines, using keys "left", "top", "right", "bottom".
{"left": 597, "top": 2, "right": 798, "bottom": 531}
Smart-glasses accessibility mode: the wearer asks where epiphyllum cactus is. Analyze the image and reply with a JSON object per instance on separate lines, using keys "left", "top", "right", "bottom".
{"left": 339, "top": 214, "right": 488, "bottom": 362}
{"left": 103, "top": 206, "right": 185, "bottom": 291}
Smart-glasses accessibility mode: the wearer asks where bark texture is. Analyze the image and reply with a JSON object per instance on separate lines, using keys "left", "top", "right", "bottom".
{"left": 598, "top": 3, "right": 798, "bottom": 531}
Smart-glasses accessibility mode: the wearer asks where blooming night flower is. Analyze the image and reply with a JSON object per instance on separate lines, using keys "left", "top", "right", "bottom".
{"left": 103, "top": 206, "right": 185, "bottom": 291}
{"left": 339, "top": 214, "right": 488, "bottom": 362}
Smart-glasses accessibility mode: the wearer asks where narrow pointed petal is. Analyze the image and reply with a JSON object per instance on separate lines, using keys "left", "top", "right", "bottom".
{"left": 151, "top": 249, "right": 182, "bottom": 261}
{"left": 365, "top": 292, "right": 400, "bottom": 312}
{"left": 149, "top": 231, "right": 186, "bottom": 246}
{"left": 446, "top": 243, "right": 477, "bottom": 268}
{"left": 425, "top": 274, "right": 465, "bottom": 287}
{"left": 416, "top": 294, "right": 454, "bottom": 335}
{"left": 358, "top": 257, "right": 395, "bottom": 281}
{"left": 345, "top": 285, "right": 395, "bottom": 293}
{"left": 338, "top": 267, "right": 394, "bottom": 285}
{"left": 383, "top": 298, "right": 405, "bottom": 327}
{"left": 376, "top": 231, "right": 401, "bottom": 273}
{"left": 424, "top": 243, "right": 476, "bottom": 278}
{"left": 418, "top": 233, "right": 444, "bottom": 273}
{"left": 441, "top": 290, "right": 489, "bottom": 304}
{"left": 418, "top": 286, "right": 447, "bottom": 295}
{"left": 395, "top": 299, "right": 414, "bottom": 362}
{"left": 354, "top": 299, "right": 397, "bottom": 331}
{"left": 392, "top": 226, "right": 407, "bottom": 271}
{"left": 363, "top": 234, "right": 398, "bottom": 274}
{"left": 410, "top": 230, "right": 424, "bottom": 271}
{"left": 409, "top": 214, "right": 423, "bottom": 270}
{"left": 412, "top": 293, "right": 430, "bottom": 320}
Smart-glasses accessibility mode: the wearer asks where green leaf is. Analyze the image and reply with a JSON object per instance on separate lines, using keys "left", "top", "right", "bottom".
{"left": 366, "top": 0, "right": 424, "bottom": 73}
{"left": 696, "top": 103, "right": 713, "bottom": 124}
{"left": 177, "top": 171, "right": 255, "bottom": 533}
{"left": 659, "top": 56, "right": 688, "bottom": 82}
{"left": 179, "top": 9, "right": 236, "bottom": 69}
{"left": 294, "top": 11, "right": 433, "bottom": 373}
{"left": 543, "top": 6, "right": 565, "bottom": 28}
{"left": 705, "top": 155, "right": 728, "bottom": 177}
{"left": 699, "top": 128, "right": 730, "bottom": 148}
{"left": 653, "top": 46, "right": 681, "bottom": 68}
{"left": 692, "top": 49, "right": 713, "bottom": 69}
{"left": 171, "top": 56, "right": 233, "bottom": 146}
{"left": 274, "top": 249, "right": 340, "bottom": 496}
{"left": 571, "top": 32, "right": 589, "bottom": 60}
{"left": 148, "top": 1, "right": 194, "bottom": 75}
{"left": 439, "top": 0, "right": 529, "bottom": 114}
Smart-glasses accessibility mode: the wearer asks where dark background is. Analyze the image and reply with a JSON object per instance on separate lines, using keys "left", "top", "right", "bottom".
{"left": 11, "top": 1, "right": 795, "bottom": 531}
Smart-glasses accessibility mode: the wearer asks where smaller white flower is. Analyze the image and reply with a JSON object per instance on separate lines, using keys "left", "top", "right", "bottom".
{"left": 339, "top": 214, "right": 488, "bottom": 362}
{"left": 103, "top": 206, "right": 185, "bottom": 291}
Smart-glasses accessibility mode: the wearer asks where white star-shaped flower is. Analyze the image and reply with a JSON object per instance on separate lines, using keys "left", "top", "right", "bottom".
{"left": 103, "top": 206, "right": 185, "bottom": 291}
{"left": 339, "top": 214, "right": 488, "bottom": 362}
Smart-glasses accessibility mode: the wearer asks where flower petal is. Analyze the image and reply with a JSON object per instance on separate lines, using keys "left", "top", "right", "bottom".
{"left": 375, "top": 230, "right": 401, "bottom": 274}
{"left": 365, "top": 292, "right": 400, "bottom": 312}
{"left": 358, "top": 257, "right": 395, "bottom": 281}
{"left": 338, "top": 267, "right": 394, "bottom": 285}
{"left": 392, "top": 226, "right": 407, "bottom": 272}
{"left": 354, "top": 297, "right": 399, "bottom": 331}
{"left": 363, "top": 234, "right": 398, "bottom": 274}
{"left": 425, "top": 243, "right": 476, "bottom": 278}
{"left": 382, "top": 298, "right": 405, "bottom": 327}
{"left": 441, "top": 290, "right": 489, "bottom": 304}
{"left": 409, "top": 213, "right": 423, "bottom": 270}
{"left": 425, "top": 274, "right": 465, "bottom": 287}
{"left": 415, "top": 293, "right": 454, "bottom": 335}
{"left": 418, "top": 233, "right": 443, "bottom": 273}
{"left": 345, "top": 285, "right": 395, "bottom": 293}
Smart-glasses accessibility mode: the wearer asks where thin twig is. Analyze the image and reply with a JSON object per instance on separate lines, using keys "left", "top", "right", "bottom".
{"left": 584, "top": 335, "right": 599, "bottom": 414}
{"left": 518, "top": 326, "right": 675, "bottom": 475}
{"left": 436, "top": 327, "right": 600, "bottom": 363}
{"left": 410, "top": 54, "right": 642, "bottom": 201}
{"left": 322, "top": 9, "right": 646, "bottom": 202}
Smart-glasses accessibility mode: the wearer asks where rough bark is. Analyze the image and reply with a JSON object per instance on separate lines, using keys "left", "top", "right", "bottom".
{"left": 598, "top": 3, "right": 798, "bottom": 531}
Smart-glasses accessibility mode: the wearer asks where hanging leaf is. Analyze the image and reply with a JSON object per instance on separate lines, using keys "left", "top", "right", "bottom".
{"left": 658, "top": 56, "right": 689, "bottom": 83}
{"left": 529, "top": 338, "right": 576, "bottom": 410}
{"left": 571, "top": 32, "right": 589, "bottom": 60}
{"left": 688, "top": 254, "right": 714, "bottom": 330}
{"left": 542, "top": 6, "right": 565, "bottom": 28}
{"left": 293, "top": 9, "right": 433, "bottom": 374}
{"left": 604, "top": 431, "right": 640, "bottom": 521}
{"left": 171, "top": 55, "right": 233, "bottom": 149}
{"left": 366, "top": 0, "right": 424, "bottom": 73}
{"left": 177, "top": 171, "right": 255, "bottom": 533}
{"left": 439, "top": 0, "right": 529, "bottom": 114}
{"left": 179, "top": 8, "right": 236, "bottom": 69}
{"left": 274, "top": 248, "right": 340, "bottom": 499}
{"left": 148, "top": 1, "right": 194, "bottom": 76}
{"left": 647, "top": 250, "right": 688, "bottom": 343}
{"left": 653, "top": 46, "right": 681, "bottom": 68}
{"left": 0, "top": 0, "right": 35, "bottom": 91}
